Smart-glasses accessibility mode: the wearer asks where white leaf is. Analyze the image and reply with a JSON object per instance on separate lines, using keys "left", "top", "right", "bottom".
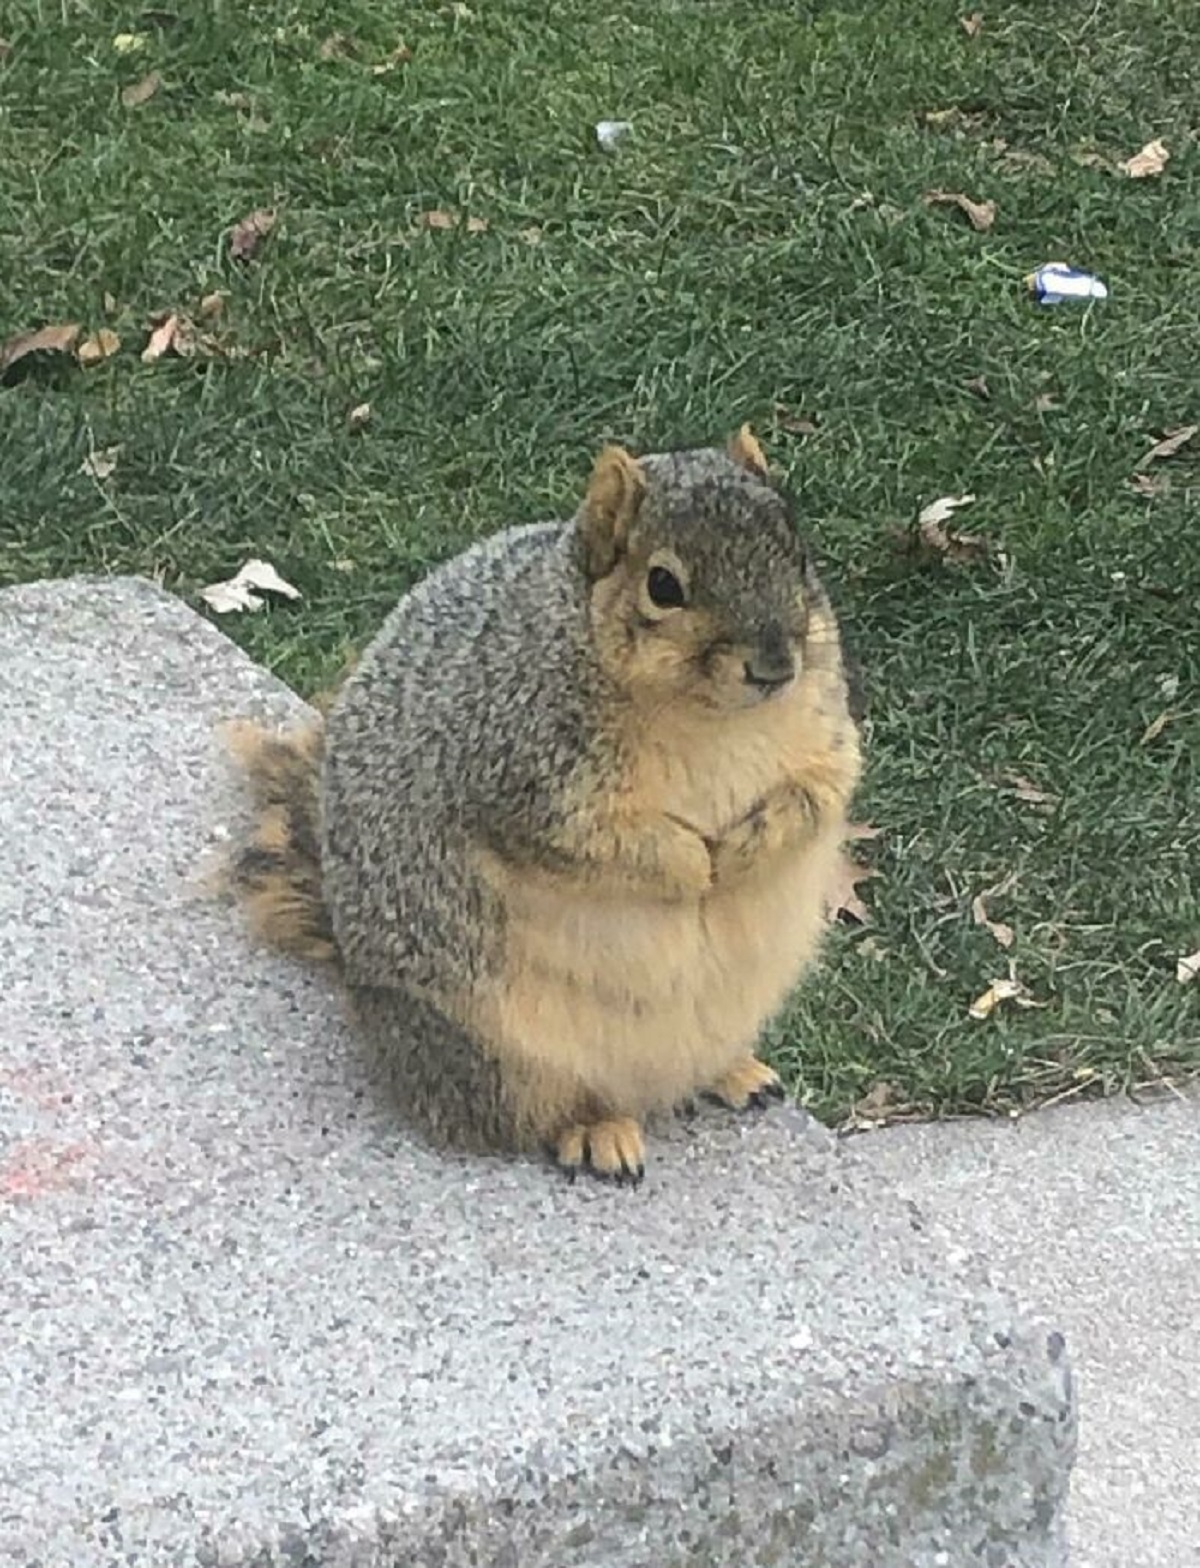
{"left": 80, "top": 445, "right": 123, "bottom": 480}
{"left": 1178, "top": 949, "right": 1200, "bottom": 986}
{"left": 200, "top": 558, "right": 301, "bottom": 615}
{"left": 918, "top": 493, "right": 976, "bottom": 528}
{"left": 595, "top": 119, "right": 632, "bottom": 151}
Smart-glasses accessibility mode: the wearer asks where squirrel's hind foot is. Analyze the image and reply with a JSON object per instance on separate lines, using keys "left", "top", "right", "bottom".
{"left": 554, "top": 1117, "right": 645, "bottom": 1187}
{"left": 704, "top": 1055, "right": 786, "bottom": 1112}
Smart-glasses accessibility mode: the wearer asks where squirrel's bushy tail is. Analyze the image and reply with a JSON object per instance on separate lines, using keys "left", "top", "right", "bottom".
{"left": 225, "top": 719, "right": 338, "bottom": 964}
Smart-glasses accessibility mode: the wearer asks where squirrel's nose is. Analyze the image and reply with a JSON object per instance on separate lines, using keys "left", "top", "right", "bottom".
{"left": 743, "top": 654, "right": 795, "bottom": 693}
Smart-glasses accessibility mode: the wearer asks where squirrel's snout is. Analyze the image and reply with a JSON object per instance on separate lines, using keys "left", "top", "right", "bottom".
{"left": 743, "top": 625, "right": 796, "bottom": 694}
{"left": 742, "top": 654, "right": 795, "bottom": 694}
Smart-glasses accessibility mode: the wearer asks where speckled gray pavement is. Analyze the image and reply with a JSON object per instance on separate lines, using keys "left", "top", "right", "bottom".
{"left": 0, "top": 577, "right": 1080, "bottom": 1567}
{"left": 844, "top": 1097, "right": 1200, "bottom": 1568}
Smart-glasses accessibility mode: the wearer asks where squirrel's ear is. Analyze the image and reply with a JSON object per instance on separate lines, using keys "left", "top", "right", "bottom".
{"left": 580, "top": 444, "right": 645, "bottom": 577}
{"left": 728, "top": 423, "right": 769, "bottom": 478}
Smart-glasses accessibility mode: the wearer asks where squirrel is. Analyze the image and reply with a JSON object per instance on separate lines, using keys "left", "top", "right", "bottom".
{"left": 226, "top": 427, "right": 862, "bottom": 1184}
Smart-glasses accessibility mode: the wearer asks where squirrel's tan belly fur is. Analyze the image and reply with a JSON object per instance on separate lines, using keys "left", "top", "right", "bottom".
{"left": 473, "top": 678, "right": 857, "bottom": 1119}
{"left": 476, "top": 829, "right": 842, "bottom": 1116}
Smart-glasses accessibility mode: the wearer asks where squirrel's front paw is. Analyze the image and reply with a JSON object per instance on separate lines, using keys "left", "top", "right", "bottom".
{"left": 555, "top": 1117, "right": 645, "bottom": 1186}
{"left": 704, "top": 1055, "right": 787, "bottom": 1112}
{"left": 657, "top": 816, "right": 714, "bottom": 899}
{"left": 711, "top": 786, "right": 817, "bottom": 884}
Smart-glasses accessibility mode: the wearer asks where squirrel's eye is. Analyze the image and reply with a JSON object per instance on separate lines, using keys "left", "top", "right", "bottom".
{"left": 647, "top": 565, "right": 686, "bottom": 610}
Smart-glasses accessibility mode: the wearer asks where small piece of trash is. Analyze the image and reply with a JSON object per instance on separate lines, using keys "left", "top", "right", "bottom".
{"left": 595, "top": 119, "right": 632, "bottom": 151}
{"left": 200, "top": 559, "right": 301, "bottom": 614}
{"left": 1026, "top": 263, "right": 1108, "bottom": 304}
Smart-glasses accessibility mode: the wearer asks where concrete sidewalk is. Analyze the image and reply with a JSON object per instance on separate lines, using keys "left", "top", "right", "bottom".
{"left": 0, "top": 575, "right": 1084, "bottom": 1566}
{"left": 846, "top": 1096, "right": 1200, "bottom": 1568}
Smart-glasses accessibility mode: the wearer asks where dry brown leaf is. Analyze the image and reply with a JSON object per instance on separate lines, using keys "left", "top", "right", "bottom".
{"left": 1178, "top": 949, "right": 1200, "bottom": 985}
{"left": 0, "top": 322, "right": 81, "bottom": 376}
{"left": 214, "top": 89, "right": 254, "bottom": 110}
{"left": 141, "top": 314, "right": 179, "bottom": 362}
{"left": 370, "top": 42, "right": 413, "bottom": 74}
{"left": 419, "top": 209, "right": 487, "bottom": 233}
{"left": 923, "top": 189, "right": 996, "bottom": 232}
{"left": 1128, "top": 471, "right": 1167, "bottom": 498}
{"left": 921, "top": 106, "right": 987, "bottom": 133}
{"left": 102, "top": 290, "right": 119, "bottom": 315}
{"left": 774, "top": 404, "right": 820, "bottom": 436}
{"left": 347, "top": 402, "right": 372, "bottom": 429}
{"left": 963, "top": 375, "right": 990, "bottom": 400}
{"left": 968, "top": 977, "right": 1024, "bottom": 1020}
{"left": 972, "top": 874, "right": 1016, "bottom": 950}
{"left": 1119, "top": 138, "right": 1169, "bottom": 179}
{"left": 1002, "top": 770, "right": 1059, "bottom": 810}
{"left": 914, "top": 494, "right": 988, "bottom": 562}
{"left": 850, "top": 1080, "right": 901, "bottom": 1125}
{"left": 200, "top": 559, "right": 301, "bottom": 614}
{"left": 1135, "top": 425, "right": 1198, "bottom": 470}
{"left": 959, "top": 11, "right": 984, "bottom": 37}
{"left": 998, "top": 146, "right": 1056, "bottom": 176}
{"left": 519, "top": 226, "right": 544, "bottom": 245}
{"left": 465, "top": 215, "right": 488, "bottom": 234}
{"left": 80, "top": 445, "right": 122, "bottom": 480}
{"left": 76, "top": 328, "right": 121, "bottom": 367}
{"left": 229, "top": 208, "right": 275, "bottom": 261}
{"left": 1140, "top": 709, "right": 1180, "bottom": 746}
{"left": 199, "top": 291, "right": 226, "bottom": 319}
{"left": 318, "top": 32, "right": 358, "bottom": 60}
{"left": 121, "top": 70, "right": 161, "bottom": 107}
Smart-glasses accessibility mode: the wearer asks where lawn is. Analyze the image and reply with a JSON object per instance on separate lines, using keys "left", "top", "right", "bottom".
{"left": 1, "top": 0, "right": 1196, "bottom": 1125}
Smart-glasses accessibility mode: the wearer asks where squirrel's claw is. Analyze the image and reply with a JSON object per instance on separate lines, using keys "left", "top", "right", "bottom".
{"left": 556, "top": 1117, "right": 645, "bottom": 1187}
{"left": 704, "top": 1056, "right": 787, "bottom": 1113}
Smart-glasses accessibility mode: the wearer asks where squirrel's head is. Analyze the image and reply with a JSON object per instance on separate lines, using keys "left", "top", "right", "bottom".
{"left": 575, "top": 427, "right": 831, "bottom": 712}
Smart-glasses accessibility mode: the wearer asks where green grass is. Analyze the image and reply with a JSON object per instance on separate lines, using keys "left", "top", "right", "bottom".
{"left": 2, "top": 0, "right": 1196, "bottom": 1124}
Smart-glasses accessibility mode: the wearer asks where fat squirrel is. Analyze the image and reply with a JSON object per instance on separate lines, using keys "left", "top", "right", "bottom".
{"left": 227, "top": 428, "right": 862, "bottom": 1182}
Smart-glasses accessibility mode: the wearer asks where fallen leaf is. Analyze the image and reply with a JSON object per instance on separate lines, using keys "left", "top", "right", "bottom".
{"left": 1002, "top": 770, "right": 1059, "bottom": 810}
{"left": 103, "top": 290, "right": 119, "bottom": 315}
{"left": 1140, "top": 709, "right": 1179, "bottom": 746}
{"left": 370, "top": 42, "right": 413, "bottom": 73}
{"left": 972, "top": 874, "right": 1016, "bottom": 950}
{"left": 968, "top": 977, "right": 1024, "bottom": 1020}
{"left": 851, "top": 1080, "right": 901, "bottom": 1123}
{"left": 1158, "top": 674, "right": 1181, "bottom": 700}
{"left": 446, "top": 3, "right": 474, "bottom": 17}
{"left": 199, "top": 291, "right": 226, "bottom": 319}
{"left": 332, "top": 557, "right": 356, "bottom": 573}
{"left": 214, "top": 89, "right": 254, "bottom": 110}
{"left": 0, "top": 322, "right": 81, "bottom": 376}
{"left": 347, "top": 402, "right": 372, "bottom": 429}
{"left": 997, "top": 146, "right": 1056, "bottom": 176}
{"left": 959, "top": 11, "right": 984, "bottom": 37}
{"left": 923, "top": 189, "right": 996, "bottom": 232}
{"left": 121, "top": 70, "right": 161, "bottom": 107}
{"left": 200, "top": 559, "right": 301, "bottom": 615}
{"left": 141, "top": 313, "right": 179, "bottom": 362}
{"left": 1128, "top": 471, "right": 1167, "bottom": 498}
{"left": 519, "top": 226, "right": 544, "bottom": 245}
{"left": 80, "top": 445, "right": 122, "bottom": 480}
{"left": 1119, "top": 138, "right": 1169, "bottom": 179}
{"left": 1178, "top": 950, "right": 1200, "bottom": 985}
{"left": 465, "top": 215, "right": 488, "bottom": 233}
{"left": 1071, "top": 147, "right": 1112, "bottom": 171}
{"left": 76, "top": 328, "right": 121, "bottom": 367}
{"left": 228, "top": 208, "right": 275, "bottom": 261}
{"left": 914, "top": 493, "right": 989, "bottom": 562}
{"left": 963, "top": 375, "right": 990, "bottom": 399}
{"left": 921, "top": 106, "right": 986, "bottom": 132}
{"left": 774, "top": 403, "right": 820, "bottom": 435}
{"left": 419, "top": 208, "right": 487, "bottom": 233}
{"left": 112, "top": 32, "right": 148, "bottom": 53}
{"left": 1135, "top": 425, "right": 1198, "bottom": 470}
{"left": 318, "top": 31, "right": 358, "bottom": 59}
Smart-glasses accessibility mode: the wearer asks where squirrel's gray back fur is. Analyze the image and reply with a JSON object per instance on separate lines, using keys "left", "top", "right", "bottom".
{"left": 321, "top": 518, "right": 605, "bottom": 1001}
